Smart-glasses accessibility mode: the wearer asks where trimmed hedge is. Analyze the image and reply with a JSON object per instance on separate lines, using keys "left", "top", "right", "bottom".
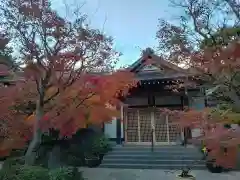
{"left": 62, "top": 130, "right": 112, "bottom": 167}
{"left": 49, "top": 167, "right": 84, "bottom": 180}
{"left": 1, "top": 157, "right": 25, "bottom": 170}
{"left": 0, "top": 164, "right": 84, "bottom": 180}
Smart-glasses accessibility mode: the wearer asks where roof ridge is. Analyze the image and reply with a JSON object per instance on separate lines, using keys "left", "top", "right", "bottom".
{"left": 151, "top": 54, "right": 187, "bottom": 73}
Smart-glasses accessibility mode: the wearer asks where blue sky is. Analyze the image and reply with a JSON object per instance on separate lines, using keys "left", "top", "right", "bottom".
{"left": 51, "top": 0, "right": 178, "bottom": 67}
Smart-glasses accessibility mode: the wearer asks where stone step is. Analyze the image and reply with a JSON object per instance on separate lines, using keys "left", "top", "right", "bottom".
{"left": 103, "top": 154, "right": 203, "bottom": 160}
{"left": 119, "top": 144, "right": 197, "bottom": 148}
{"left": 100, "top": 145, "right": 204, "bottom": 170}
{"left": 102, "top": 159, "right": 205, "bottom": 165}
{"left": 116, "top": 144, "right": 196, "bottom": 148}
{"left": 99, "top": 163, "right": 206, "bottom": 170}
{"left": 107, "top": 151, "right": 202, "bottom": 156}
{"left": 110, "top": 146, "right": 200, "bottom": 150}
{"left": 112, "top": 145, "right": 200, "bottom": 152}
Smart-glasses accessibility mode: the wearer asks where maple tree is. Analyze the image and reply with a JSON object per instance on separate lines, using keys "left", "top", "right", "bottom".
{"left": 0, "top": 0, "right": 136, "bottom": 166}
{"left": 157, "top": 0, "right": 240, "bottom": 169}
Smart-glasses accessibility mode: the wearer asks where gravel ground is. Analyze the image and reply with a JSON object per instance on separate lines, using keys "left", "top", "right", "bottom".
{"left": 79, "top": 167, "right": 240, "bottom": 180}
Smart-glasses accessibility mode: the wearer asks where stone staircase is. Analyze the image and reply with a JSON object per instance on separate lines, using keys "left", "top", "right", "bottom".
{"left": 100, "top": 144, "right": 206, "bottom": 169}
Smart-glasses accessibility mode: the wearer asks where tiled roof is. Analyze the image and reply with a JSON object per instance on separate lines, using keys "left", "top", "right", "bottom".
{"left": 0, "top": 64, "right": 10, "bottom": 76}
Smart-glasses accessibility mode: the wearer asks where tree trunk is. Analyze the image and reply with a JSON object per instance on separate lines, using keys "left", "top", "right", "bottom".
{"left": 25, "top": 100, "right": 43, "bottom": 165}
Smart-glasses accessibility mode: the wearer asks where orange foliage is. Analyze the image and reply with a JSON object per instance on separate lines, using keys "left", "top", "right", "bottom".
{"left": 0, "top": 0, "right": 137, "bottom": 156}
{"left": 161, "top": 106, "right": 240, "bottom": 168}
{"left": 0, "top": 70, "right": 136, "bottom": 154}
{"left": 155, "top": 0, "right": 240, "bottom": 170}
{"left": 40, "top": 70, "right": 136, "bottom": 137}
{"left": 0, "top": 86, "right": 33, "bottom": 156}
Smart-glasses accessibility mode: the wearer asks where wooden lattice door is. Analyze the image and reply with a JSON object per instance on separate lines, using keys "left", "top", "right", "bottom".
{"left": 126, "top": 108, "right": 139, "bottom": 142}
{"left": 125, "top": 108, "right": 181, "bottom": 144}
{"left": 139, "top": 109, "right": 151, "bottom": 142}
{"left": 154, "top": 109, "right": 168, "bottom": 143}
{"left": 154, "top": 108, "right": 181, "bottom": 144}
{"left": 168, "top": 114, "right": 181, "bottom": 143}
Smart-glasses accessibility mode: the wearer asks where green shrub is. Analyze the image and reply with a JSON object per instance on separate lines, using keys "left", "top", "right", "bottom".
{"left": 91, "top": 134, "right": 112, "bottom": 155}
{"left": 59, "top": 128, "right": 97, "bottom": 166}
{"left": 63, "top": 132, "right": 111, "bottom": 166}
{"left": 60, "top": 130, "right": 111, "bottom": 166}
{"left": 0, "top": 165, "right": 85, "bottom": 180}
{"left": 49, "top": 167, "right": 84, "bottom": 180}
{"left": 49, "top": 167, "right": 72, "bottom": 180}
{"left": 0, "top": 165, "right": 49, "bottom": 180}
{"left": 1, "top": 156, "right": 25, "bottom": 170}
{"left": 17, "top": 165, "right": 49, "bottom": 180}
{"left": 0, "top": 164, "right": 19, "bottom": 180}
{"left": 10, "top": 149, "right": 26, "bottom": 158}
{"left": 63, "top": 154, "right": 84, "bottom": 166}
{"left": 0, "top": 157, "right": 24, "bottom": 180}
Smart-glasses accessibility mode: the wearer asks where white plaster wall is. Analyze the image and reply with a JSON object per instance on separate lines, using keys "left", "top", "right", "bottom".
{"left": 104, "top": 118, "right": 116, "bottom": 138}
{"left": 104, "top": 117, "right": 124, "bottom": 139}
{"left": 191, "top": 128, "right": 202, "bottom": 138}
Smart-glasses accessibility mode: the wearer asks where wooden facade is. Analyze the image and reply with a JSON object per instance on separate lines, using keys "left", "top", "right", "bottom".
{"left": 108, "top": 49, "right": 206, "bottom": 145}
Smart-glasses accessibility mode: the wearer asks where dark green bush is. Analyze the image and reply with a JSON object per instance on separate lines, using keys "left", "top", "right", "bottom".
{"left": 0, "top": 165, "right": 85, "bottom": 180}
{"left": 0, "top": 167, "right": 18, "bottom": 179}
{"left": 10, "top": 148, "right": 26, "bottom": 157}
{"left": 49, "top": 167, "right": 73, "bottom": 180}
{"left": 49, "top": 167, "right": 84, "bottom": 180}
{"left": 62, "top": 130, "right": 111, "bottom": 166}
{"left": 0, "top": 165, "right": 49, "bottom": 180}
{"left": 63, "top": 154, "right": 84, "bottom": 166}
{"left": 1, "top": 156, "right": 25, "bottom": 170}
{"left": 0, "top": 157, "right": 25, "bottom": 180}
{"left": 91, "top": 134, "right": 112, "bottom": 155}
{"left": 17, "top": 165, "right": 49, "bottom": 180}
{"left": 0, "top": 148, "right": 26, "bottom": 161}
{"left": 70, "top": 133, "right": 111, "bottom": 165}
{"left": 38, "top": 128, "right": 111, "bottom": 167}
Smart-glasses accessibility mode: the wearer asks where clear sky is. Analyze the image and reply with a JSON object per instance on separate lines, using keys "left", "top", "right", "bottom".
{"left": 51, "top": 0, "right": 178, "bottom": 67}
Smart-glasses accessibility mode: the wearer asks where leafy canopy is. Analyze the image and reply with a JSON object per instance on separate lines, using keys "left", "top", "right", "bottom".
{"left": 0, "top": 0, "right": 137, "bottom": 156}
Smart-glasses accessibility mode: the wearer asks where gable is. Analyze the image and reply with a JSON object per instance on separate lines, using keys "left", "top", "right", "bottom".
{"left": 0, "top": 64, "right": 10, "bottom": 76}
{"left": 127, "top": 50, "right": 193, "bottom": 80}
{"left": 139, "top": 64, "right": 164, "bottom": 73}
{"left": 134, "top": 57, "right": 182, "bottom": 76}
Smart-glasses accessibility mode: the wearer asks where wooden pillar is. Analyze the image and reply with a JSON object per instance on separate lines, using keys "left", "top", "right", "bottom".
{"left": 183, "top": 79, "right": 190, "bottom": 143}
{"left": 116, "top": 118, "right": 121, "bottom": 144}
{"left": 150, "top": 111, "right": 155, "bottom": 144}
{"left": 123, "top": 106, "right": 128, "bottom": 143}
{"left": 137, "top": 110, "right": 140, "bottom": 142}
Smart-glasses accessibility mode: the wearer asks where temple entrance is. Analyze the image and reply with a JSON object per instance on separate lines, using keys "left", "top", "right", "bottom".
{"left": 124, "top": 108, "right": 182, "bottom": 145}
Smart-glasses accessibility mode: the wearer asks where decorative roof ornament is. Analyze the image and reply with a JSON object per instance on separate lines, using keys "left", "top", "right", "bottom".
{"left": 142, "top": 47, "right": 155, "bottom": 58}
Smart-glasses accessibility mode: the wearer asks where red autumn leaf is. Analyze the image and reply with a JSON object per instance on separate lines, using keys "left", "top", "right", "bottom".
{"left": 0, "top": 0, "right": 138, "bottom": 158}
